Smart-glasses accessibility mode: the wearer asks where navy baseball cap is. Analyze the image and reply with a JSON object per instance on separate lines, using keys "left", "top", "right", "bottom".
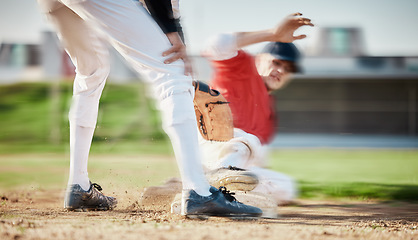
{"left": 261, "top": 42, "right": 302, "bottom": 73}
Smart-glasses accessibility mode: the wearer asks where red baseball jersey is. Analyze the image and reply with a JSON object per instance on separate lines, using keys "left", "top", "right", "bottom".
{"left": 210, "top": 50, "right": 276, "bottom": 144}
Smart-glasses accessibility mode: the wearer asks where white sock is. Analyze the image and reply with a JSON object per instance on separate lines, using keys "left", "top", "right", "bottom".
{"left": 160, "top": 93, "right": 211, "bottom": 196}
{"left": 68, "top": 124, "right": 94, "bottom": 191}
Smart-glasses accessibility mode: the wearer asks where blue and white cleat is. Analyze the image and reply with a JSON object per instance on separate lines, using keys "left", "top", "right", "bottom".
{"left": 64, "top": 182, "right": 117, "bottom": 211}
{"left": 182, "top": 186, "right": 262, "bottom": 219}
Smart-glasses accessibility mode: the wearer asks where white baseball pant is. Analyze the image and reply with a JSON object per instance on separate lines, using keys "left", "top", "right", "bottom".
{"left": 199, "top": 128, "right": 298, "bottom": 204}
{"left": 37, "top": 0, "right": 211, "bottom": 196}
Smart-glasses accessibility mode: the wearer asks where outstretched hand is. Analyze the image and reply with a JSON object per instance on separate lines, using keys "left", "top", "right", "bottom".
{"left": 271, "top": 13, "right": 314, "bottom": 43}
{"left": 163, "top": 32, "right": 193, "bottom": 76}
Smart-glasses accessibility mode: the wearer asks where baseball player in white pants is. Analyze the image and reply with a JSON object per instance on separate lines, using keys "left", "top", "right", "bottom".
{"left": 37, "top": 0, "right": 262, "bottom": 217}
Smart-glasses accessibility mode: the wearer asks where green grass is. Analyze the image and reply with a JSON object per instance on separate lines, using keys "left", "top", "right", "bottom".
{"left": 0, "top": 82, "right": 417, "bottom": 202}
{"left": 1, "top": 150, "right": 417, "bottom": 202}
{"left": 0, "top": 81, "right": 174, "bottom": 192}
{"left": 0, "top": 81, "right": 167, "bottom": 153}
{"left": 269, "top": 149, "right": 418, "bottom": 201}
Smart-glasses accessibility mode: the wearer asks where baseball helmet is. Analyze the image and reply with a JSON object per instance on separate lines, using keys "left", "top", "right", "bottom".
{"left": 261, "top": 42, "right": 302, "bottom": 72}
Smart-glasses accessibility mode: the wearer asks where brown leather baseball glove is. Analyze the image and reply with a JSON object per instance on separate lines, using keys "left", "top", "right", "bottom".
{"left": 193, "top": 81, "right": 234, "bottom": 142}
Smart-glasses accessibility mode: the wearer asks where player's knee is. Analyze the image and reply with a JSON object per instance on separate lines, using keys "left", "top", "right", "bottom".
{"left": 151, "top": 72, "right": 193, "bottom": 100}
{"left": 159, "top": 90, "right": 196, "bottom": 129}
{"left": 73, "top": 65, "right": 110, "bottom": 95}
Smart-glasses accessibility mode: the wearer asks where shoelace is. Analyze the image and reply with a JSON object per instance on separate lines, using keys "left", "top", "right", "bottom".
{"left": 219, "top": 186, "right": 237, "bottom": 202}
{"left": 91, "top": 183, "right": 103, "bottom": 192}
{"left": 227, "top": 165, "right": 245, "bottom": 171}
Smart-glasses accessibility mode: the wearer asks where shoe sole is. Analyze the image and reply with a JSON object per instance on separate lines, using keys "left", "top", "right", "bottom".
{"left": 212, "top": 175, "right": 259, "bottom": 191}
{"left": 65, "top": 206, "right": 115, "bottom": 212}
{"left": 185, "top": 213, "right": 261, "bottom": 220}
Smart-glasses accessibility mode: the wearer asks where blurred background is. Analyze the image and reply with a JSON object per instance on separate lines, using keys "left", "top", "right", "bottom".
{"left": 1, "top": 0, "right": 417, "bottom": 148}
{"left": 0, "top": 0, "right": 417, "bottom": 201}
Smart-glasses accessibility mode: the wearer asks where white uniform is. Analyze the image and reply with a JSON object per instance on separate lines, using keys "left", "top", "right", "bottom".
{"left": 200, "top": 33, "right": 298, "bottom": 205}
{"left": 37, "top": 0, "right": 211, "bottom": 196}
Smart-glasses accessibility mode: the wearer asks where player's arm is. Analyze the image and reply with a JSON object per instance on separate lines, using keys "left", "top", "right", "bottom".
{"left": 143, "top": 0, "right": 183, "bottom": 38}
{"left": 202, "top": 33, "right": 240, "bottom": 61}
{"left": 203, "top": 13, "right": 313, "bottom": 62}
{"left": 143, "top": 0, "right": 191, "bottom": 75}
{"left": 236, "top": 13, "right": 313, "bottom": 48}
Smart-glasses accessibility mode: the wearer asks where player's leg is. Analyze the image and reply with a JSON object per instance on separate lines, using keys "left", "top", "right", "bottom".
{"left": 212, "top": 129, "right": 265, "bottom": 169}
{"left": 217, "top": 140, "right": 252, "bottom": 168}
{"left": 198, "top": 137, "right": 252, "bottom": 188}
{"left": 59, "top": 0, "right": 261, "bottom": 217}
{"left": 203, "top": 140, "right": 259, "bottom": 191}
{"left": 250, "top": 167, "right": 298, "bottom": 205}
{"left": 199, "top": 132, "right": 255, "bottom": 170}
{"left": 61, "top": 0, "right": 210, "bottom": 196}
{"left": 202, "top": 130, "right": 271, "bottom": 192}
{"left": 40, "top": 2, "right": 116, "bottom": 210}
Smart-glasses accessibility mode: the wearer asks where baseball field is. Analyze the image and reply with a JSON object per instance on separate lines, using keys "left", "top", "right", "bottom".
{"left": 1, "top": 82, "right": 417, "bottom": 239}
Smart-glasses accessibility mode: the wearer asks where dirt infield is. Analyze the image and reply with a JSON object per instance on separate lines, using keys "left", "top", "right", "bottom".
{"left": 1, "top": 188, "right": 417, "bottom": 240}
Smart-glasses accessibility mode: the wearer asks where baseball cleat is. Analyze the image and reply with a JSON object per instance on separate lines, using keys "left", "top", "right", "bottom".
{"left": 181, "top": 186, "right": 262, "bottom": 218}
{"left": 207, "top": 166, "right": 259, "bottom": 191}
{"left": 64, "top": 182, "right": 117, "bottom": 211}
